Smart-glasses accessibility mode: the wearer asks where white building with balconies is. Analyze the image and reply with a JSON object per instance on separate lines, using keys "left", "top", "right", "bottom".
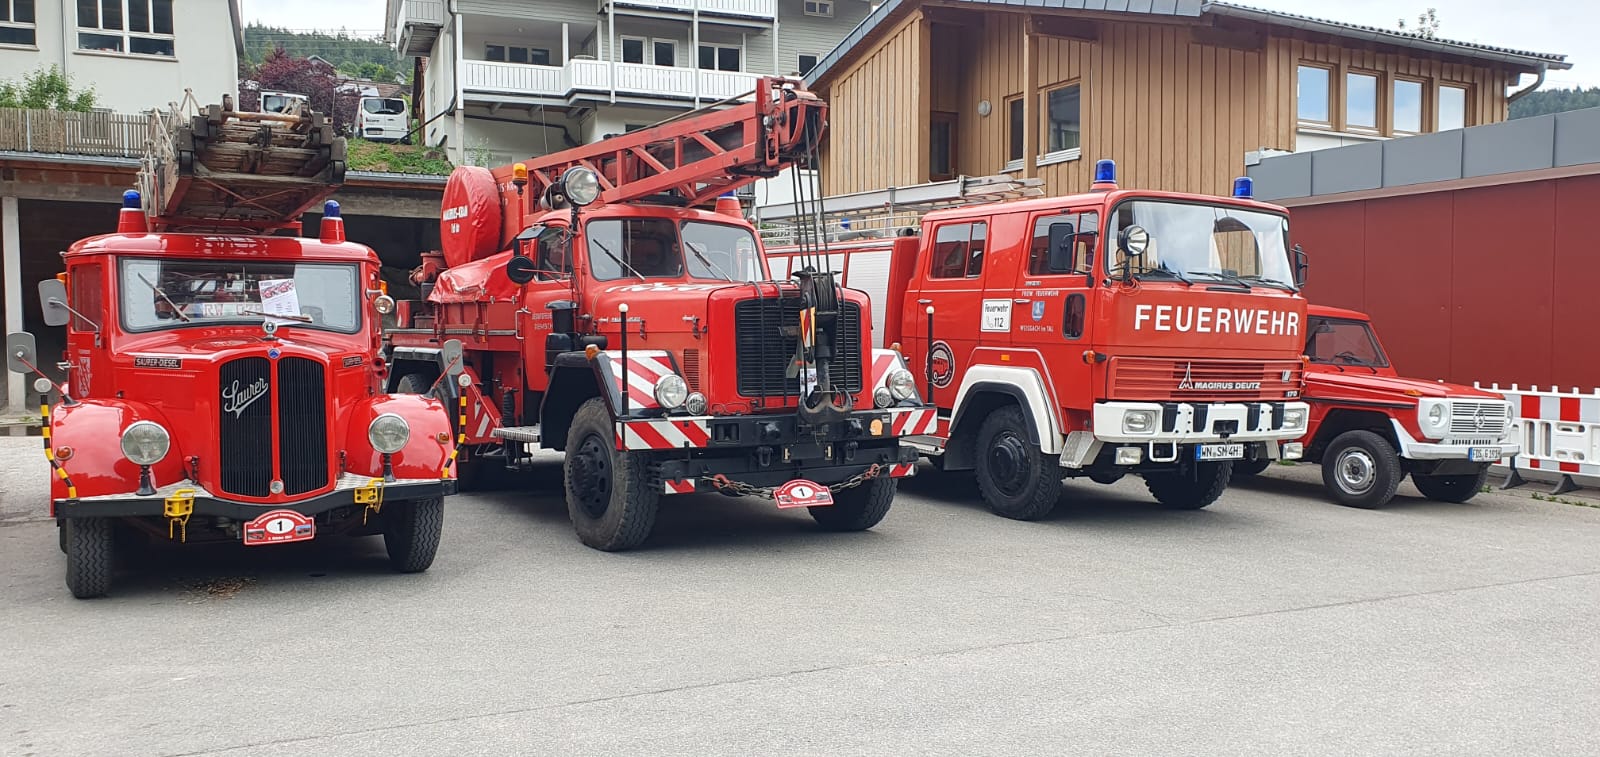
{"left": 385, "top": 0, "right": 867, "bottom": 166}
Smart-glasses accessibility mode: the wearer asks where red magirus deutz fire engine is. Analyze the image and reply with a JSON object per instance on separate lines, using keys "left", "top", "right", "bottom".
{"left": 4, "top": 99, "right": 457, "bottom": 598}
{"left": 768, "top": 161, "right": 1312, "bottom": 519}
{"left": 386, "top": 78, "right": 929, "bottom": 551}
{"left": 1232, "top": 304, "right": 1517, "bottom": 508}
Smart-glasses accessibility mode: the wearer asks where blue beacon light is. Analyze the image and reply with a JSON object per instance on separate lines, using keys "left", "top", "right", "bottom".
{"left": 1232, "top": 176, "right": 1254, "bottom": 199}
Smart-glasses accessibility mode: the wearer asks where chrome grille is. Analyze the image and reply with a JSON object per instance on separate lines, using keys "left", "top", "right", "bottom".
{"left": 217, "top": 355, "right": 331, "bottom": 498}
{"left": 219, "top": 357, "right": 273, "bottom": 497}
{"left": 277, "top": 357, "right": 330, "bottom": 495}
{"left": 1448, "top": 401, "right": 1509, "bottom": 436}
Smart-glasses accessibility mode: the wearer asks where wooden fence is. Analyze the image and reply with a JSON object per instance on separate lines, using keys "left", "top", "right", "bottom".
{"left": 0, "top": 108, "right": 153, "bottom": 158}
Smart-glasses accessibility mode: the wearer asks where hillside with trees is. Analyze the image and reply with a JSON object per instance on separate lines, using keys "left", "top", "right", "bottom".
{"left": 1511, "top": 88, "right": 1600, "bottom": 119}
{"left": 241, "top": 24, "right": 406, "bottom": 84}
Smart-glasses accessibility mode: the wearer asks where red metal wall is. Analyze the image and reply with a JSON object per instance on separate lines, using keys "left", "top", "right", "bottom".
{"left": 1294, "top": 173, "right": 1600, "bottom": 390}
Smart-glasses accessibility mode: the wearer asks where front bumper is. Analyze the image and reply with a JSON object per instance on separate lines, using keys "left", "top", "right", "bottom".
{"left": 1402, "top": 440, "right": 1520, "bottom": 461}
{"left": 53, "top": 474, "right": 458, "bottom": 519}
{"left": 1092, "top": 401, "right": 1311, "bottom": 444}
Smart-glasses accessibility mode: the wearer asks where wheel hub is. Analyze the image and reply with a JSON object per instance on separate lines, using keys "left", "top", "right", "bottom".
{"left": 1336, "top": 449, "right": 1376, "bottom": 494}
{"left": 989, "top": 432, "right": 1031, "bottom": 496}
{"left": 572, "top": 434, "right": 613, "bottom": 519}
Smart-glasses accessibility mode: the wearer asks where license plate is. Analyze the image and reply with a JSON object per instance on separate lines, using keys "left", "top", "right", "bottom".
{"left": 1468, "top": 446, "right": 1502, "bottom": 462}
{"left": 242, "top": 510, "right": 316, "bottom": 546}
{"left": 773, "top": 479, "right": 833, "bottom": 509}
{"left": 1196, "top": 443, "right": 1245, "bottom": 461}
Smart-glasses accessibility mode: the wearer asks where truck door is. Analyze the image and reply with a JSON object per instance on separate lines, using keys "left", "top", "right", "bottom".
{"left": 517, "top": 224, "right": 576, "bottom": 393}
{"left": 902, "top": 217, "right": 988, "bottom": 410}
{"left": 1006, "top": 208, "right": 1101, "bottom": 412}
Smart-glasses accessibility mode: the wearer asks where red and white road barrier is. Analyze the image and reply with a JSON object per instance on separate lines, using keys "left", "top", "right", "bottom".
{"left": 1477, "top": 383, "right": 1600, "bottom": 494}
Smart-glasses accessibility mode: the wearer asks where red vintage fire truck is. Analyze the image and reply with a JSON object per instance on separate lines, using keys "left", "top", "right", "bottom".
{"left": 4, "top": 100, "right": 457, "bottom": 598}
{"left": 768, "top": 162, "right": 1311, "bottom": 518}
{"left": 1231, "top": 304, "right": 1517, "bottom": 508}
{"left": 386, "top": 77, "right": 928, "bottom": 551}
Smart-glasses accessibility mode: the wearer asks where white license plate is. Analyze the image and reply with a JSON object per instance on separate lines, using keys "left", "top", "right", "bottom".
{"left": 1197, "top": 443, "right": 1245, "bottom": 461}
{"left": 1467, "top": 446, "right": 1502, "bottom": 462}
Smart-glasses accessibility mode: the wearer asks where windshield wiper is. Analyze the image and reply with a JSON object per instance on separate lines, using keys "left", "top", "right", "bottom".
{"left": 592, "top": 239, "right": 646, "bottom": 281}
{"left": 1136, "top": 264, "right": 1192, "bottom": 287}
{"left": 1239, "top": 275, "right": 1298, "bottom": 292}
{"left": 685, "top": 242, "right": 733, "bottom": 281}
{"left": 238, "top": 307, "right": 313, "bottom": 323}
{"left": 1186, "top": 271, "right": 1254, "bottom": 290}
{"left": 137, "top": 273, "right": 192, "bottom": 322}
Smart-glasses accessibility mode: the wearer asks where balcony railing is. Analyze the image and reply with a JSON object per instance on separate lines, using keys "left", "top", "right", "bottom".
{"left": 0, "top": 107, "right": 151, "bottom": 158}
{"left": 393, "top": 0, "right": 445, "bottom": 56}
{"left": 464, "top": 59, "right": 760, "bottom": 103}
{"left": 396, "top": 0, "right": 445, "bottom": 30}
{"left": 610, "top": 0, "right": 777, "bottom": 18}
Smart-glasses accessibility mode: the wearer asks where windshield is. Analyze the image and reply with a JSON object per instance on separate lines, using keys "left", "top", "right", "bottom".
{"left": 119, "top": 258, "right": 362, "bottom": 334}
{"left": 587, "top": 218, "right": 766, "bottom": 282}
{"left": 1108, "top": 200, "right": 1294, "bottom": 286}
{"left": 1305, "top": 316, "right": 1390, "bottom": 367}
{"left": 363, "top": 98, "right": 406, "bottom": 115}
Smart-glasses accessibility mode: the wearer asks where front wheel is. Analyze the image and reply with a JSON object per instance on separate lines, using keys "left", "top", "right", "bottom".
{"left": 1145, "top": 460, "right": 1232, "bottom": 510}
{"left": 1321, "top": 430, "right": 1403, "bottom": 508}
{"left": 974, "top": 406, "right": 1061, "bottom": 520}
{"left": 384, "top": 498, "right": 445, "bottom": 573}
{"left": 1412, "top": 467, "right": 1491, "bottom": 503}
{"left": 564, "top": 398, "right": 659, "bottom": 551}
{"left": 64, "top": 517, "right": 114, "bottom": 599}
{"left": 809, "top": 476, "right": 895, "bottom": 532}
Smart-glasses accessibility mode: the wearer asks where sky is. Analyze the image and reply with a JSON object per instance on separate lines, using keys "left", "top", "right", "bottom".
{"left": 244, "top": 0, "right": 1599, "bottom": 88}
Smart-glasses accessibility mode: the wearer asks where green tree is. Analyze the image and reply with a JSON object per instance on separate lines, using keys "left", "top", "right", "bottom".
{"left": 1510, "top": 87, "right": 1600, "bottom": 119}
{"left": 1397, "top": 8, "right": 1441, "bottom": 39}
{"left": 0, "top": 66, "right": 98, "bottom": 111}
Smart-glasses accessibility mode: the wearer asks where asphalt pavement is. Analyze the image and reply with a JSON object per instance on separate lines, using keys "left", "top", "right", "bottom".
{"left": 2, "top": 437, "right": 1598, "bottom": 756}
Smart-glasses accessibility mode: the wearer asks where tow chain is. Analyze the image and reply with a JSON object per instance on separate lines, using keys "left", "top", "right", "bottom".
{"left": 708, "top": 463, "right": 881, "bottom": 500}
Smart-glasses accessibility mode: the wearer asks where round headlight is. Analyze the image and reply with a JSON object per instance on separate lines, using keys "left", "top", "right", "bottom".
{"left": 1427, "top": 403, "right": 1446, "bottom": 425}
{"left": 33, "top": 377, "right": 53, "bottom": 394}
{"left": 563, "top": 167, "right": 601, "bottom": 207}
{"left": 457, "top": 373, "right": 473, "bottom": 388}
{"left": 684, "top": 392, "right": 707, "bottom": 415}
{"left": 1123, "top": 411, "right": 1154, "bottom": 434}
{"left": 886, "top": 368, "right": 917, "bottom": 401}
{"left": 874, "top": 387, "right": 894, "bottom": 408}
{"left": 374, "top": 294, "right": 396, "bottom": 314}
{"left": 368, "top": 413, "right": 411, "bottom": 454}
{"left": 120, "top": 420, "right": 171, "bottom": 465}
{"left": 654, "top": 374, "right": 688, "bottom": 410}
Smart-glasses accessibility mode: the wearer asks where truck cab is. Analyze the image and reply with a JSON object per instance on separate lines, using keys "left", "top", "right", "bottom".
{"left": 1233, "top": 304, "right": 1518, "bottom": 507}
{"left": 6, "top": 195, "right": 457, "bottom": 599}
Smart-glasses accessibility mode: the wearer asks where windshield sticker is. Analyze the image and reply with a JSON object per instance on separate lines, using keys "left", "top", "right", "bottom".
{"left": 134, "top": 356, "right": 182, "bottom": 369}
{"left": 981, "top": 299, "right": 1012, "bottom": 332}
{"left": 258, "top": 279, "right": 301, "bottom": 322}
{"left": 1133, "top": 304, "right": 1300, "bottom": 336}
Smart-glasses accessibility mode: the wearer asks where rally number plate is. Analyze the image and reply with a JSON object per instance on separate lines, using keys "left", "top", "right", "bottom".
{"left": 773, "top": 479, "right": 833, "bottom": 509}
{"left": 242, "top": 510, "right": 316, "bottom": 546}
{"left": 1467, "top": 446, "right": 1502, "bottom": 462}
{"left": 1196, "top": 443, "right": 1246, "bottom": 461}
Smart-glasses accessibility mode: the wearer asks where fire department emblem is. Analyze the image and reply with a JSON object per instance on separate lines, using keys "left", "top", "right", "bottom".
{"left": 928, "top": 341, "right": 955, "bottom": 389}
{"left": 1031, "top": 301, "right": 1046, "bottom": 322}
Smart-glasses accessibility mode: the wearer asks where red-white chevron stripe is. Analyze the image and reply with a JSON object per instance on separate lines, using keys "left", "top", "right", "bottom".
{"left": 890, "top": 407, "right": 938, "bottom": 436}
{"left": 663, "top": 479, "right": 697, "bottom": 494}
{"left": 887, "top": 462, "right": 917, "bottom": 478}
{"left": 869, "top": 349, "right": 901, "bottom": 391}
{"left": 617, "top": 417, "right": 713, "bottom": 450}
{"left": 608, "top": 351, "right": 677, "bottom": 409}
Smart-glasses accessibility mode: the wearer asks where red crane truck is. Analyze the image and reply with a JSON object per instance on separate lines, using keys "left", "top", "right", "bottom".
{"left": 4, "top": 100, "right": 457, "bottom": 598}
{"left": 386, "top": 78, "right": 928, "bottom": 551}
{"left": 1231, "top": 304, "right": 1517, "bottom": 508}
{"left": 768, "top": 162, "right": 1311, "bottom": 518}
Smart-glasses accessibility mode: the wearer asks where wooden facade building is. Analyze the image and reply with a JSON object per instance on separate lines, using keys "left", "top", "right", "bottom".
{"left": 807, "top": 0, "right": 1568, "bottom": 199}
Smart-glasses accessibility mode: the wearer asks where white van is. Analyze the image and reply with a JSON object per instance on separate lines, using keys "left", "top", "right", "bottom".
{"left": 259, "top": 90, "right": 309, "bottom": 115}
{"left": 358, "top": 96, "right": 409, "bottom": 143}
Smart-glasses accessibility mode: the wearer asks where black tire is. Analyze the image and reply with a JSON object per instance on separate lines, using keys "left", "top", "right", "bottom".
{"left": 809, "top": 476, "right": 895, "bottom": 531}
{"left": 64, "top": 518, "right": 114, "bottom": 599}
{"left": 564, "top": 398, "right": 659, "bottom": 551}
{"left": 58, "top": 519, "right": 67, "bottom": 554}
{"left": 974, "top": 406, "right": 1061, "bottom": 520}
{"left": 1412, "top": 467, "right": 1491, "bottom": 504}
{"left": 1231, "top": 458, "right": 1273, "bottom": 480}
{"left": 1321, "top": 430, "right": 1403, "bottom": 508}
{"left": 395, "top": 372, "right": 434, "bottom": 395}
{"left": 1145, "top": 460, "right": 1232, "bottom": 510}
{"left": 384, "top": 497, "right": 444, "bottom": 573}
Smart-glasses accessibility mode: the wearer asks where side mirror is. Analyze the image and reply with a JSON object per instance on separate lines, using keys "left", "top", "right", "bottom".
{"left": 1117, "top": 225, "right": 1150, "bottom": 257}
{"left": 441, "top": 339, "right": 465, "bottom": 376}
{"left": 38, "top": 279, "right": 70, "bottom": 328}
{"left": 1046, "top": 223, "right": 1076, "bottom": 273}
{"left": 1293, "top": 244, "right": 1309, "bottom": 288}
{"left": 505, "top": 255, "right": 536, "bottom": 286}
{"left": 6, "top": 331, "right": 37, "bottom": 374}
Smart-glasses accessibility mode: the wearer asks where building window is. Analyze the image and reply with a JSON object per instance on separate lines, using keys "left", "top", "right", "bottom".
{"left": 621, "top": 36, "right": 646, "bottom": 65}
{"left": 653, "top": 40, "right": 676, "bottom": 66}
{"left": 1392, "top": 78, "right": 1423, "bottom": 134}
{"left": 0, "top": 0, "right": 35, "bottom": 46}
{"left": 803, "top": 0, "right": 832, "bottom": 17}
{"left": 1005, "top": 96, "right": 1024, "bottom": 168}
{"left": 930, "top": 222, "right": 987, "bottom": 279}
{"left": 77, "top": 0, "right": 173, "bottom": 56}
{"left": 1296, "top": 64, "right": 1331, "bottom": 125}
{"left": 697, "top": 44, "right": 740, "bottom": 72}
{"left": 1345, "top": 71, "right": 1378, "bottom": 130}
{"left": 1438, "top": 85, "right": 1468, "bottom": 131}
{"left": 1043, "top": 83, "right": 1080, "bottom": 155}
{"left": 930, "top": 111, "right": 956, "bottom": 181}
{"left": 797, "top": 53, "right": 818, "bottom": 76}
{"left": 486, "top": 44, "right": 550, "bottom": 65}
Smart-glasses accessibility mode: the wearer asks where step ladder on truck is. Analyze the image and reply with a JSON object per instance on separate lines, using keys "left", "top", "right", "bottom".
{"left": 765, "top": 161, "right": 1314, "bottom": 519}
{"left": 4, "top": 93, "right": 459, "bottom": 598}
{"left": 387, "top": 77, "right": 933, "bottom": 551}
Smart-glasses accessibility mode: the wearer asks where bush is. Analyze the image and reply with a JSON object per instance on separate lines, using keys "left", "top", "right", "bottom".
{"left": 0, "top": 66, "right": 97, "bottom": 111}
